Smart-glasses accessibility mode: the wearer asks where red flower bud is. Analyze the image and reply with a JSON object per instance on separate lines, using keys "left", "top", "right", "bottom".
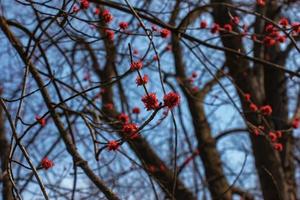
{"left": 41, "top": 157, "right": 54, "bottom": 170}
{"left": 200, "top": 21, "right": 207, "bottom": 29}
{"left": 107, "top": 140, "right": 120, "bottom": 151}
{"left": 163, "top": 92, "right": 180, "bottom": 109}
{"left": 119, "top": 22, "right": 129, "bottom": 30}
{"left": 260, "top": 105, "right": 272, "bottom": 116}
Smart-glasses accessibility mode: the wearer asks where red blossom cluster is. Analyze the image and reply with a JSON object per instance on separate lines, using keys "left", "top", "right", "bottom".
{"left": 107, "top": 140, "right": 120, "bottom": 151}
{"left": 132, "top": 107, "right": 140, "bottom": 114}
{"left": 257, "top": 0, "right": 266, "bottom": 7}
{"left": 191, "top": 71, "right": 198, "bottom": 79}
{"left": 163, "top": 92, "right": 180, "bottom": 109}
{"left": 80, "top": 0, "right": 89, "bottom": 10}
{"left": 200, "top": 21, "right": 207, "bottom": 29}
{"left": 273, "top": 143, "right": 283, "bottom": 151}
{"left": 141, "top": 93, "right": 159, "bottom": 110}
{"left": 72, "top": 6, "right": 79, "bottom": 13}
{"left": 260, "top": 105, "right": 272, "bottom": 116}
{"left": 244, "top": 93, "right": 272, "bottom": 116}
{"left": 231, "top": 16, "right": 240, "bottom": 25}
{"left": 105, "top": 29, "right": 114, "bottom": 41}
{"left": 252, "top": 126, "right": 283, "bottom": 152}
{"left": 122, "top": 123, "right": 138, "bottom": 134}
{"left": 102, "top": 9, "right": 113, "bottom": 23}
{"left": 147, "top": 164, "right": 166, "bottom": 173}
{"left": 263, "top": 24, "right": 286, "bottom": 46}
{"left": 160, "top": 28, "right": 170, "bottom": 38}
{"left": 243, "top": 93, "right": 257, "bottom": 111}
{"left": 122, "top": 123, "right": 139, "bottom": 139}
{"left": 41, "top": 157, "right": 54, "bottom": 170}
{"left": 119, "top": 22, "right": 129, "bottom": 30}
{"left": 35, "top": 115, "right": 46, "bottom": 127}
{"left": 249, "top": 103, "right": 258, "bottom": 112}
{"left": 292, "top": 118, "right": 300, "bottom": 129}
{"left": 279, "top": 18, "right": 289, "bottom": 27}
{"left": 94, "top": 8, "right": 100, "bottom": 15}
{"left": 186, "top": 72, "right": 199, "bottom": 94}
{"left": 269, "top": 131, "right": 283, "bottom": 151}
{"left": 244, "top": 93, "right": 251, "bottom": 102}
{"left": 104, "top": 103, "right": 114, "bottom": 110}
{"left": 136, "top": 75, "right": 149, "bottom": 86}
{"left": 117, "top": 113, "right": 129, "bottom": 123}
{"left": 292, "top": 23, "right": 300, "bottom": 36}
{"left": 211, "top": 23, "right": 220, "bottom": 34}
{"left": 252, "top": 128, "right": 260, "bottom": 136}
{"left": 223, "top": 24, "right": 232, "bottom": 32}
{"left": 130, "top": 61, "right": 143, "bottom": 71}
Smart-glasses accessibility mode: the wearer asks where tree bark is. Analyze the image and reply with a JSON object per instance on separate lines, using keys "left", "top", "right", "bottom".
{"left": 0, "top": 88, "right": 14, "bottom": 200}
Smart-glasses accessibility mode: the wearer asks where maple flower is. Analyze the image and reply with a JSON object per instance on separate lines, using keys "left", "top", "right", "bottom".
{"left": 292, "top": 23, "right": 300, "bottom": 34}
{"left": 107, "top": 140, "right": 120, "bottom": 151}
{"left": 132, "top": 107, "right": 140, "bottom": 114}
{"left": 153, "top": 55, "right": 158, "bottom": 61}
{"left": 279, "top": 18, "right": 289, "bottom": 27}
{"left": 122, "top": 123, "right": 138, "bottom": 135}
{"left": 192, "top": 86, "right": 199, "bottom": 93}
{"left": 223, "top": 24, "right": 232, "bottom": 32}
{"left": 119, "top": 22, "right": 129, "bottom": 30}
{"left": 252, "top": 128, "right": 260, "bottom": 136}
{"left": 160, "top": 28, "right": 170, "bottom": 38}
{"left": 273, "top": 143, "right": 283, "bottom": 151}
{"left": 265, "top": 24, "right": 275, "bottom": 33}
{"left": 147, "top": 165, "right": 157, "bottom": 173}
{"left": 263, "top": 36, "right": 276, "bottom": 47}
{"left": 276, "top": 131, "right": 282, "bottom": 138}
{"left": 244, "top": 93, "right": 251, "bottom": 102}
{"left": 117, "top": 113, "right": 129, "bottom": 123}
{"left": 211, "top": 23, "right": 220, "bottom": 34}
{"left": 72, "top": 6, "right": 79, "bottom": 13}
{"left": 41, "top": 157, "right": 54, "bottom": 170}
{"left": 35, "top": 115, "right": 46, "bottom": 127}
{"left": 163, "top": 92, "right": 180, "bottom": 109}
{"left": 277, "top": 35, "right": 286, "bottom": 43}
{"left": 292, "top": 118, "right": 299, "bottom": 129}
{"left": 94, "top": 8, "right": 100, "bottom": 15}
{"left": 141, "top": 93, "right": 159, "bottom": 110}
{"left": 105, "top": 30, "right": 114, "bottom": 41}
{"left": 260, "top": 105, "right": 272, "bottom": 116}
{"left": 159, "top": 164, "right": 166, "bottom": 172}
{"left": 268, "top": 132, "right": 277, "bottom": 142}
{"left": 130, "top": 61, "right": 143, "bottom": 71}
{"left": 191, "top": 71, "right": 198, "bottom": 78}
{"left": 104, "top": 103, "right": 114, "bottom": 110}
{"left": 136, "top": 75, "right": 149, "bottom": 86}
{"left": 80, "top": 0, "right": 89, "bottom": 10}
{"left": 257, "top": 0, "right": 266, "bottom": 7}
{"left": 231, "top": 16, "right": 240, "bottom": 25}
{"left": 249, "top": 103, "right": 258, "bottom": 112}
{"left": 102, "top": 9, "right": 113, "bottom": 23}
{"left": 200, "top": 21, "right": 207, "bottom": 29}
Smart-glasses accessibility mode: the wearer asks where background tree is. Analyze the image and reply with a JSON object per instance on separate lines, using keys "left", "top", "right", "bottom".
{"left": 0, "top": 0, "right": 300, "bottom": 199}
